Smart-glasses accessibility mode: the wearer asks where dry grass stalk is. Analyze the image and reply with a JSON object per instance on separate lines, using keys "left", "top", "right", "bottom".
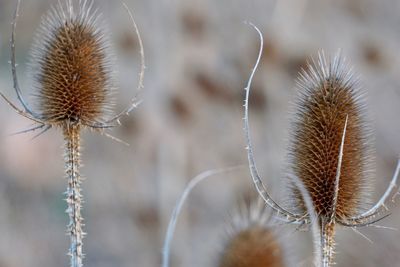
{"left": 1, "top": 0, "right": 144, "bottom": 266}
{"left": 243, "top": 23, "right": 400, "bottom": 266}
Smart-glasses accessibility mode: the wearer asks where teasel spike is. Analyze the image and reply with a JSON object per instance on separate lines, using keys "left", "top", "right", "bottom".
{"left": 2, "top": 0, "right": 145, "bottom": 131}
{"left": 1, "top": 1, "right": 145, "bottom": 266}
{"left": 218, "top": 199, "right": 287, "bottom": 267}
{"left": 290, "top": 51, "right": 399, "bottom": 266}
{"left": 293, "top": 51, "right": 400, "bottom": 227}
{"left": 243, "top": 22, "right": 307, "bottom": 224}
{"left": 243, "top": 23, "right": 400, "bottom": 266}
{"left": 162, "top": 166, "right": 241, "bottom": 267}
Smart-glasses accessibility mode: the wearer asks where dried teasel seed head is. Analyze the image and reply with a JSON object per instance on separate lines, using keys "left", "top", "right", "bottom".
{"left": 218, "top": 200, "right": 286, "bottom": 267}
{"left": 288, "top": 51, "right": 372, "bottom": 220}
{"left": 29, "top": 0, "right": 114, "bottom": 127}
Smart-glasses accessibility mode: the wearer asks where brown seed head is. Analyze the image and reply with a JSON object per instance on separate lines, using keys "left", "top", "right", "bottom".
{"left": 218, "top": 201, "right": 285, "bottom": 267}
{"left": 288, "top": 52, "right": 372, "bottom": 220}
{"left": 30, "top": 0, "right": 114, "bottom": 127}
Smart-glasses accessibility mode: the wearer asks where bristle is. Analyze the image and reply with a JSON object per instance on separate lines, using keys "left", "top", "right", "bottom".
{"left": 218, "top": 201, "right": 285, "bottom": 267}
{"left": 288, "top": 51, "right": 372, "bottom": 220}
{"left": 29, "top": 0, "right": 114, "bottom": 127}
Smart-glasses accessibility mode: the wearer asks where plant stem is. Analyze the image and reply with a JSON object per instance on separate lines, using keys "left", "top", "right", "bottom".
{"left": 321, "top": 219, "right": 336, "bottom": 267}
{"left": 64, "top": 124, "right": 84, "bottom": 267}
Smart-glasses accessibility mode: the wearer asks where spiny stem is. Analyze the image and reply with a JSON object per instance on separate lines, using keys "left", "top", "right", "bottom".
{"left": 64, "top": 124, "right": 84, "bottom": 267}
{"left": 321, "top": 219, "right": 336, "bottom": 267}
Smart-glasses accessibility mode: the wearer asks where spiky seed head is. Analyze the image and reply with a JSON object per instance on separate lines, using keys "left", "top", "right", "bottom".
{"left": 218, "top": 201, "right": 285, "bottom": 267}
{"left": 288, "top": 51, "right": 372, "bottom": 220}
{"left": 29, "top": 0, "right": 114, "bottom": 127}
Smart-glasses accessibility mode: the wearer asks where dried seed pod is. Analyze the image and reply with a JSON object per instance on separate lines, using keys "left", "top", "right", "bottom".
{"left": 289, "top": 53, "right": 371, "bottom": 220}
{"left": 28, "top": 3, "right": 116, "bottom": 265}
{"left": 243, "top": 24, "right": 400, "bottom": 267}
{"left": 30, "top": 0, "right": 114, "bottom": 127}
{"left": 1, "top": 1, "right": 144, "bottom": 267}
{"left": 287, "top": 52, "right": 371, "bottom": 265}
{"left": 218, "top": 200, "right": 286, "bottom": 267}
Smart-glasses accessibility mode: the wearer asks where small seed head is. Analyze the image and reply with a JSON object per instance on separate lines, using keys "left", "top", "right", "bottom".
{"left": 218, "top": 201, "right": 285, "bottom": 267}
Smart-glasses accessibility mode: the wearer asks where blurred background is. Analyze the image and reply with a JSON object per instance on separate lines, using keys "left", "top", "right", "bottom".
{"left": 0, "top": 0, "right": 400, "bottom": 266}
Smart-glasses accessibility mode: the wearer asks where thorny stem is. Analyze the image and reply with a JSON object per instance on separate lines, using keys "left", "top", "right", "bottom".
{"left": 321, "top": 219, "right": 336, "bottom": 267}
{"left": 64, "top": 124, "right": 84, "bottom": 267}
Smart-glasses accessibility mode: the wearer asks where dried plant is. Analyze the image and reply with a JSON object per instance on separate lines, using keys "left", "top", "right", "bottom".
{"left": 160, "top": 166, "right": 288, "bottom": 267}
{"left": 218, "top": 200, "right": 286, "bottom": 267}
{"left": 161, "top": 167, "right": 241, "bottom": 267}
{"left": 243, "top": 23, "right": 400, "bottom": 266}
{"left": 1, "top": 1, "right": 144, "bottom": 266}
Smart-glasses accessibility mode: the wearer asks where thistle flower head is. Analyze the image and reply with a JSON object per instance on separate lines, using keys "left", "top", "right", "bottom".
{"left": 288, "top": 51, "right": 372, "bottom": 220}
{"left": 29, "top": 0, "right": 114, "bottom": 127}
